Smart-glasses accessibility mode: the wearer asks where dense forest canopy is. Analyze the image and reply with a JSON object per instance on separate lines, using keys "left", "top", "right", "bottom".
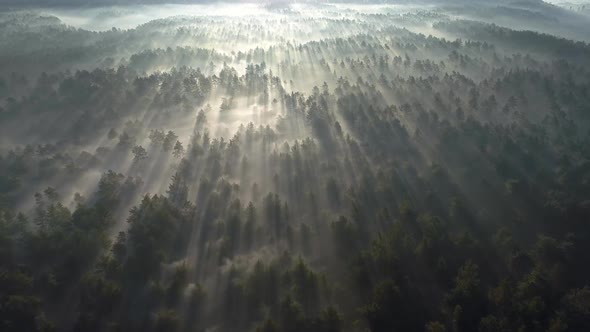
{"left": 1, "top": 1, "right": 590, "bottom": 331}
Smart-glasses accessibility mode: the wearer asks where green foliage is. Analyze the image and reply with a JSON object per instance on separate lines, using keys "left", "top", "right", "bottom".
{"left": 2, "top": 6, "right": 590, "bottom": 332}
{"left": 154, "top": 309, "right": 179, "bottom": 332}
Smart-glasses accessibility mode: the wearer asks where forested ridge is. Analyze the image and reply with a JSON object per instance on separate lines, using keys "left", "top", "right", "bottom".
{"left": 1, "top": 2, "right": 590, "bottom": 332}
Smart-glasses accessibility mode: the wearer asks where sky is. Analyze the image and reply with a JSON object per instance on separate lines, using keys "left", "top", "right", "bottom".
{"left": 0, "top": 0, "right": 567, "bottom": 7}
{"left": 0, "top": 0, "right": 587, "bottom": 7}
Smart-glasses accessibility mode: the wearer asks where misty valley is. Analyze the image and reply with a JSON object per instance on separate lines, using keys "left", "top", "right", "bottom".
{"left": 2, "top": 1, "right": 590, "bottom": 332}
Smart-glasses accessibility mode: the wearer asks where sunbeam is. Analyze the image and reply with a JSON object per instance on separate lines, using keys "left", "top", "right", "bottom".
{"left": 2, "top": 1, "right": 590, "bottom": 332}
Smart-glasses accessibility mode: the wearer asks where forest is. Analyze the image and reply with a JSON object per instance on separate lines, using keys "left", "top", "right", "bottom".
{"left": 1, "top": 0, "right": 590, "bottom": 331}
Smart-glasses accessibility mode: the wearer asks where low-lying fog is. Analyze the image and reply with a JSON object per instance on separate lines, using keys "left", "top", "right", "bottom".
{"left": 46, "top": 4, "right": 272, "bottom": 31}
{"left": 33, "top": 3, "right": 436, "bottom": 31}
{"left": 7, "top": 1, "right": 590, "bottom": 42}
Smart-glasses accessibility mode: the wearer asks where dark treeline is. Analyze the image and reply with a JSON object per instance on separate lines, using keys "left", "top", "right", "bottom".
{"left": 2, "top": 3, "right": 590, "bottom": 332}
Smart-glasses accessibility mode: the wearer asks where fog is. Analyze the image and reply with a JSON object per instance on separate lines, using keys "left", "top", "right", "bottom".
{"left": 46, "top": 4, "right": 272, "bottom": 30}
{"left": 2, "top": 1, "right": 590, "bottom": 332}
